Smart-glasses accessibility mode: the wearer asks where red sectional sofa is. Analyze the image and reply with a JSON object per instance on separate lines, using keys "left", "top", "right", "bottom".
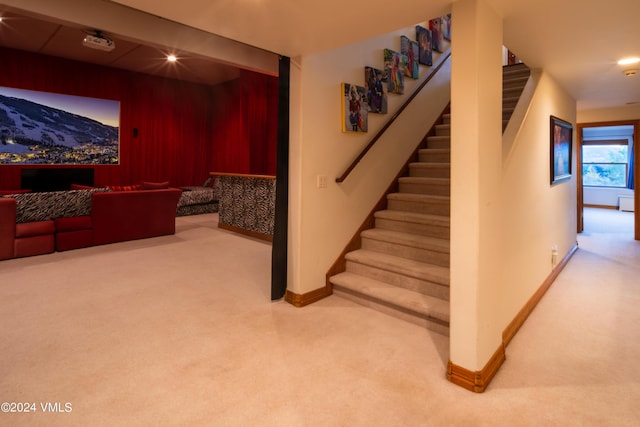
{"left": 0, "top": 188, "right": 182, "bottom": 260}
{"left": 0, "top": 198, "right": 55, "bottom": 259}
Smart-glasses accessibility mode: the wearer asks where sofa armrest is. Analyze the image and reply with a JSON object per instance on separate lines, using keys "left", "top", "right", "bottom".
{"left": 0, "top": 198, "right": 17, "bottom": 260}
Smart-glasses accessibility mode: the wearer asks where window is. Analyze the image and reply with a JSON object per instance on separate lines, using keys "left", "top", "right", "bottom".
{"left": 582, "top": 141, "right": 628, "bottom": 187}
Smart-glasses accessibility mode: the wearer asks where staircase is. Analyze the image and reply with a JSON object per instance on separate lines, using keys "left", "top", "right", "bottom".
{"left": 328, "top": 65, "right": 531, "bottom": 335}
{"left": 502, "top": 63, "right": 531, "bottom": 131}
{"left": 329, "top": 114, "right": 451, "bottom": 336}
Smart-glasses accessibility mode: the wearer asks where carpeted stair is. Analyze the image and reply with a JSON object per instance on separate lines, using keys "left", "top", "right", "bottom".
{"left": 502, "top": 62, "right": 531, "bottom": 131}
{"left": 330, "top": 114, "right": 451, "bottom": 335}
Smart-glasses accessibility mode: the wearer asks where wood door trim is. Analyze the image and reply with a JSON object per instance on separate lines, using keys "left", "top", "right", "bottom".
{"left": 576, "top": 119, "right": 639, "bottom": 240}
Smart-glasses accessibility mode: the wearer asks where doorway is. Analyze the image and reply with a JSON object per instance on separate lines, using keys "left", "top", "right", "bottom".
{"left": 576, "top": 120, "right": 639, "bottom": 240}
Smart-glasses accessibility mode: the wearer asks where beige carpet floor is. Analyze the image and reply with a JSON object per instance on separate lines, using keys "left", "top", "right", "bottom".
{"left": 0, "top": 208, "right": 638, "bottom": 426}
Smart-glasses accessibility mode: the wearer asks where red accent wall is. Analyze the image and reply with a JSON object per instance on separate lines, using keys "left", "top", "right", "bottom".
{"left": 0, "top": 47, "right": 277, "bottom": 190}
{"left": 210, "top": 70, "right": 278, "bottom": 175}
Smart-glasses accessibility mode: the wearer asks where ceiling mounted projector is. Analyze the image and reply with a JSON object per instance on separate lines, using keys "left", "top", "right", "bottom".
{"left": 82, "top": 32, "right": 115, "bottom": 52}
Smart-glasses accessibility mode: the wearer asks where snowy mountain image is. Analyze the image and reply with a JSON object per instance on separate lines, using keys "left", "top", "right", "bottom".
{"left": 0, "top": 89, "right": 119, "bottom": 164}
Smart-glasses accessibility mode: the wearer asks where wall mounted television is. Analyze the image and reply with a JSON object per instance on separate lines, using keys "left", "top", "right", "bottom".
{"left": 0, "top": 86, "right": 119, "bottom": 165}
{"left": 21, "top": 168, "right": 95, "bottom": 192}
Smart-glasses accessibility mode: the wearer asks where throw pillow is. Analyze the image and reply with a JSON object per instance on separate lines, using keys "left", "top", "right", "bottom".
{"left": 106, "top": 184, "right": 142, "bottom": 191}
{"left": 70, "top": 184, "right": 95, "bottom": 190}
{"left": 141, "top": 181, "right": 169, "bottom": 190}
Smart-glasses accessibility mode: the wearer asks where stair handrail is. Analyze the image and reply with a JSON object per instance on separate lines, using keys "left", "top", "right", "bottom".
{"left": 336, "top": 50, "right": 452, "bottom": 183}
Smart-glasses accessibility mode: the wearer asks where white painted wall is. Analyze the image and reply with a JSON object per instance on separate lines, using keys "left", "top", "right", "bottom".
{"left": 584, "top": 187, "right": 633, "bottom": 207}
{"left": 499, "top": 70, "right": 577, "bottom": 339}
{"left": 450, "top": 0, "right": 577, "bottom": 371}
{"left": 578, "top": 105, "right": 640, "bottom": 123}
{"left": 287, "top": 25, "right": 452, "bottom": 295}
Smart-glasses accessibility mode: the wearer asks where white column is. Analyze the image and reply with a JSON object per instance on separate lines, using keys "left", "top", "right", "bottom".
{"left": 450, "top": 0, "right": 504, "bottom": 371}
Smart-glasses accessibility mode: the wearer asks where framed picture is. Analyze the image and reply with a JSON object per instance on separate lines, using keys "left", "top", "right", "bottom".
{"left": 364, "top": 66, "right": 387, "bottom": 114}
{"left": 341, "top": 83, "right": 368, "bottom": 133}
{"left": 0, "top": 86, "right": 120, "bottom": 165}
{"left": 442, "top": 13, "right": 452, "bottom": 41}
{"left": 400, "top": 36, "right": 419, "bottom": 79}
{"left": 430, "top": 18, "right": 444, "bottom": 53}
{"left": 550, "top": 115, "right": 573, "bottom": 184}
{"left": 416, "top": 25, "right": 433, "bottom": 66}
{"left": 383, "top": 49, "right": 406, "bottom": 94}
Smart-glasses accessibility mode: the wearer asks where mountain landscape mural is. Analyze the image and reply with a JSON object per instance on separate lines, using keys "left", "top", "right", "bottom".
{"left": 0, "top": 90, "right": 119, "bottom": 164}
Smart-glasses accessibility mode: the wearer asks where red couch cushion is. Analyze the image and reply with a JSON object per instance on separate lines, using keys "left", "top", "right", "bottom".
{"left": 15, "top": 220, "right": 55, "bottom": 238}
{"left": 91, "top": 188, "right": 181, "bottom": 245}
{"left": 55, "top": 216, "right": 92, "bottom": 232}
{"left": 15, "top": 235, "right": 55, "bottom": 258}
{"left": 0, "top": 189, "right": 31, "bottom": 195}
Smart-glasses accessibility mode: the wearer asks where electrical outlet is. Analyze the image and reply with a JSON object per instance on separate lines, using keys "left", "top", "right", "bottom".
{"left": 317, "top": 175, "right": 327, "bottom": 189}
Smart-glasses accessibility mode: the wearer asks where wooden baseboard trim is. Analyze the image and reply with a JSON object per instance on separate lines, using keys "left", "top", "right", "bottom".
{"left": 217, "top": 223, "right": 273, "bottom": 242}
{"left": 447, "top": 343, "right": 506, "bottom": 393}
{"left": 502, "top": 243, "right": 579, "bottom": 346}
{"left": 285, "top": 285, "right": 333, "bottom": 307}
{"left": 584, "top": 204, "right": 617, "bottom": 210}
{"left": 447, "top": 243, "right": 579, "bottom": 393}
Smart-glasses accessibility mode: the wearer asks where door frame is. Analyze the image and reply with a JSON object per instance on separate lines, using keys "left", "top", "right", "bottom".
{"left": 576, "top": 119, "right": 640, "bottom": 240}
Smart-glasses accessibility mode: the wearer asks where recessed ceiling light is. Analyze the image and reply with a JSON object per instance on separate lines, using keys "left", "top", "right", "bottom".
{"left": 167, "top": 54, "right": 177, "bottom": 62}
{"left": 618, "top": 57, "right": 640, "bottom": 66}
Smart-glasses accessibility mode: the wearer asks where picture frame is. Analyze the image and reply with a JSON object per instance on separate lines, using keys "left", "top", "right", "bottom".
{"left": 364, "top": 66, "right": 387, "bottom": 114}
{"left": 341, "top": 83, "right": 368, "bottom": 133}
{"left": 383, "top": 49, "right": 406, "bottom": 94}
{"left": 550, "top": 115, "right": 573, "bottom": 185}
{"left": 416, "top": 25, "right": 433, "bottom": 66}
{"left": 400, "top": 36, "right": 419, "bottom": 79}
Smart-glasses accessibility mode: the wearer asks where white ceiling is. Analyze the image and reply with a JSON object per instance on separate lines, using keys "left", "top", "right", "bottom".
{"left": 1, "top": 0, "right": 639, "bottom": 110}
{"left": 111, "top": 0, "right": 640, "bottom": 111}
